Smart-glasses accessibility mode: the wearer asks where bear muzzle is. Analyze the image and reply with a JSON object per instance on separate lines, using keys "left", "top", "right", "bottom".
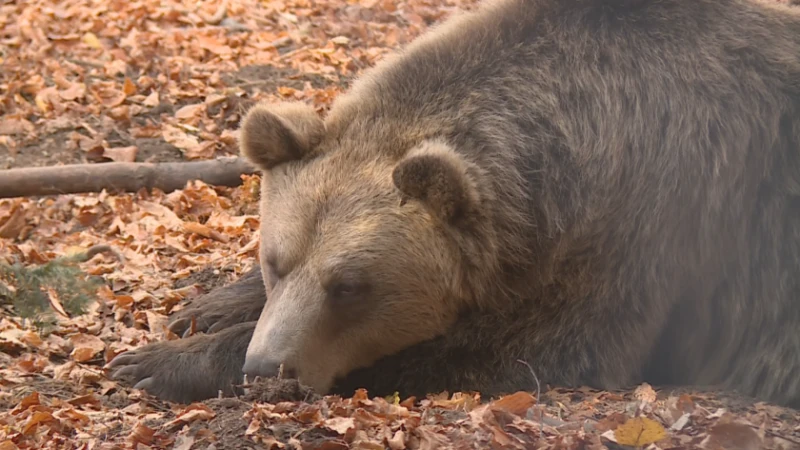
{"left": 242, "top": 358, "right": 298, "bottom": 380}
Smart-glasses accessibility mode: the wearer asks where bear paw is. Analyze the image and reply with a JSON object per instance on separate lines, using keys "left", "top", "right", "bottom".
{"left": 167, "top": 268, "right": 266, "bottom": 337}
{"left": 106, "top": 324, "right": 253, "bottom": 403}
{"left": 167, "top": 296, "right": 264, "bottom": 337}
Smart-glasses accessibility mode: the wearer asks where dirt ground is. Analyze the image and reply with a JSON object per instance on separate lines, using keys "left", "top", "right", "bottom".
{"left": 2, "top": 0, "right": 800, "bottom": 449}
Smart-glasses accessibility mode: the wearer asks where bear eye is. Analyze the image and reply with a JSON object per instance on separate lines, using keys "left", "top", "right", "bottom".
{"left": 327, "top": 280, "right": 369, "bottom": 303}
{"left": 266, "top": 260, "right": 282, "bottom": 290}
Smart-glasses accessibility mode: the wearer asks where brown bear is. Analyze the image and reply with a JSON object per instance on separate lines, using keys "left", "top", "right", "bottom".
{"left": 109, "top": 0, "right": 800, "bottom": 408}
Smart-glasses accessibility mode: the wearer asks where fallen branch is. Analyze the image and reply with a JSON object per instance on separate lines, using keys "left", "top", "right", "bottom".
{"left": 0, "top": 157, "right": 258, "bottom": 199}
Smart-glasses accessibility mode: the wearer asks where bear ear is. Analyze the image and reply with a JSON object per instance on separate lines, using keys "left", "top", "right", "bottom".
{"left": 239, "top": 101, "right": 325, "bottom": 170}
{"left": 392, "top": 140, "right": 482, "bottom": 225}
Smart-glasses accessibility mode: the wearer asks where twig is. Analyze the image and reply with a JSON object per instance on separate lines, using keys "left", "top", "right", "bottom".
{"left": 0, "top": 157, "right": 258, "bottom": 199}
{"left": 517, "top": 359, "right": 543, "bottom": 435}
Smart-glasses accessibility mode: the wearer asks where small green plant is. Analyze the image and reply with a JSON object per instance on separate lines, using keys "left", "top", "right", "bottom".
{"left": 0, "top": 245, "right": 120, "bottom": 331}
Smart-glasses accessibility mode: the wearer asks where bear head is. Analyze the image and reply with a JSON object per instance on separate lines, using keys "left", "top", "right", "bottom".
{"left": 238, "top": 101, "right": 498, "bottom": 393}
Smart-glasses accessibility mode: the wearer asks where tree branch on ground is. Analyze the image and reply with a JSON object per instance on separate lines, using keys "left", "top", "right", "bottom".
{"left": 0, "top": 157, "right": 258, "bottom": 199}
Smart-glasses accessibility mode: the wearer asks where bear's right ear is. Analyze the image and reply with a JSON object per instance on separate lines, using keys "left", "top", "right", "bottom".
{"left": 392, "top": 140, "right": 483, "bottom": 225}
{"left": 239, "top": 102, "right": 325, "bottom": 170}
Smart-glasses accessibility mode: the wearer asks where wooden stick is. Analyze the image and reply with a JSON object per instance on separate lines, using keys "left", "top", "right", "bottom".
{"left": 0, "top": 157, "right": 258, "bottom": 199}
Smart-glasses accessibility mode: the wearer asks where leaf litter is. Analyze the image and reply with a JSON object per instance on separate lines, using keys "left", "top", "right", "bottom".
{"left": 1, "top": 0, "right": 800, "bottom": 448}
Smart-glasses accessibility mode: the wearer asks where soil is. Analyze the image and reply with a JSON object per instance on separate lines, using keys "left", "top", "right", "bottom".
{"left": 0, "top": 62, "right": 349, "bottom": 449}
{"left": 0, "top": 64, "right": 348, "bottom": 170}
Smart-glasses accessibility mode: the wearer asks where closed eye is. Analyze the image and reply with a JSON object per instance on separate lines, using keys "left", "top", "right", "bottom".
{"left": 326, "top": 280, "right": 371, "bottom": 304}
{"left": 265, "top": 255, "right": 283, "bottom": 290}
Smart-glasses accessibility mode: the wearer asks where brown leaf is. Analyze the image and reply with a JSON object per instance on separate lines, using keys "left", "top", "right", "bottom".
{"left": 175, "top": 103, "right": 205, "bottom": 120}
{"left": 60, "top": 83, "right": 87, "bottom": 101}
{"left": 183, "top": 221, "right": 230, "bottom": 243}
{"left": 46, "top": 287, "right": 70, "bottom": 318}
{"left": 17, "top": 391, "right": 40, "bottom": 410}
{"left": 324, "top": 417, "right": 355, "bottom": 435}
{"left": 182, "top": 140, "right": 217, "bottom": 160}
{"left": 143, "top": 91, "right": 160, "bottom": 107}
{"left": 70, "top": 333, "right": 106, "bottom": 362}
{"left": 490, "top": 391, "right": 535, "bottom": 416}
{"left": 0, "top": 203, "right": 27, "bottom": 239}
{"left": 163, "top": 125, "right": 200, "bottom": 150}
{"left": 22, "top": 411, "right": 58, "bottom": 435}
{"left": 165, "top": 403, "right": 217, "bottom": 429}
{"left": 103, "top": 146, "right": 138, "bottom": 162}
{"left": 67, "top": 393, "right": 101, "bottom": 407}
{"left": 386, "top": 430, "right": 406, "bottom": 450}
{"left": 633, "top": 382, "right": 657, "bottom": 404}
{"left": 0, "top": 440, "right": 20, "bottom": 450}
{"left": 128, "top": 422, "right": 155, "bottom": 446}
{"left": 123, "top": 77, "right": 137, "bottom": 96}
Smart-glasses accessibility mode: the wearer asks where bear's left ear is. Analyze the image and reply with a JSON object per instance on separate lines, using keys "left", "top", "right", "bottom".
{"left": 239, "top": 101, "right": 325, "bottom": 170}
{"left": 392, "top": 140, "right": 482, "bottom": 224}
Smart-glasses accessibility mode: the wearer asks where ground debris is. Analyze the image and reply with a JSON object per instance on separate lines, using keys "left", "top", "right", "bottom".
{"left": 1, "top": 0, "right": 799, "bottom": 449}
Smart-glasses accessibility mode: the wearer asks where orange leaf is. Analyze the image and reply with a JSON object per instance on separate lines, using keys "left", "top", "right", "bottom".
{"left": 490, "top": 391, "right": 535, "bottom": 416}
{"left": 123, "top": 77, "right": 137, "bottom": 96}
{"left": 22, "top": 411, "right": 57, "bottom": 435}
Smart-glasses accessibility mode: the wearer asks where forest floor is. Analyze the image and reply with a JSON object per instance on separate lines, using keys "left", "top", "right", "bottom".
{"left": 1, "top": 0, "right": 799, "bottom": 449}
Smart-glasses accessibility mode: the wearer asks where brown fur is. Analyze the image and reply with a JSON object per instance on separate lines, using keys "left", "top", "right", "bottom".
{"left": 110, "top": 0, "right": 800, "bottom": 408}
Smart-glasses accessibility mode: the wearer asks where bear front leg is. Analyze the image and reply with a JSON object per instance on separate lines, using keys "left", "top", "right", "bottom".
{"left": 167, "top": 267, "right": 266, "bottom": 337}
{"left": 107, "top": 322, "right": 256, "bottom": 403}
{"left": 334, "top": 296, "right": 656, "bottom": 399}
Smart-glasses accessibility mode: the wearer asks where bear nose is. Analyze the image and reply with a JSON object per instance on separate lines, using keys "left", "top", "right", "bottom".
{"left": 242, "top": 358, "right": 297, "bottom": 380}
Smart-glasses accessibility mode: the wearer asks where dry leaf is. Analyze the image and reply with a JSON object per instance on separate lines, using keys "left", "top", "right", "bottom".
{"left": 123, "top": 77, "right": 137, "bottom": 96}
{"left": 0, "top": 440, "right": 20, "bottom": 450}
{"left": 82, "top": 32, "right": 103, "bottom": 49}
{"left": 143, "top": 91, "right": 160, "bottom": 107}
{"left": 183, "top": 221, "right": 230, "bottom": 243}
{"left": 633, "top": 382, "right": 657, "bottom": 404}
{"left": 490, "top": 391, "right": 535, "bottom": 416}
{"left": 163, "top": 125, "right": 200, "bottom": 150}
{"left": 128, "top": 422, "right": 155, "bottom": 446}
{"left": 175, "top": 103, "right": 205, "bottom": 119}
{"left": 613, "top": 416, "right": 667, "bottom": 447}
{"left": 46, "top": 287, "right": 70, "bottom": 318}
{"left": 22, "top": 411, "right": 58, "bottom": 435}
{"left": 324, "top": 417, "right": 355, "bottom": 435}
{"left": 69, "top": 333, "right": 106, "bottom": 362}
{"left": 103, "top": 146, "right": 138, "bottom": 162}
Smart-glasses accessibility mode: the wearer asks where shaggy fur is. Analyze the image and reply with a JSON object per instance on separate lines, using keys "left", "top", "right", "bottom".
{"left": 109, "top": 0, "right": 800, "bottom": 408}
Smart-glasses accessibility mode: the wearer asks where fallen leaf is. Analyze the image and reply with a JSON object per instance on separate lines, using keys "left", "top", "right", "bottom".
{"left": 490, "top": 391, "right": 536, "bottom": 416}
{"left": 82, "top": 32, "right": 103, "bottom": 49}
{"left": 46, "top": 287, "right": 70, "bottom": 318}
{"left": 183, "top": 221, "right": 230, "bottom": 243}
{"left": 633, "top": 382, "right": 657, "bottom": 404}
{"left": 614, "top": 416, "right": 667, "bottom": 447}
{"left": 163, "top": 125, "right": 200, "bottom": 150}
{"left": 103, "top": 146, "right": 138, "bottom": 162}
{"left": 123, "top": 77, "right": 137, "bottom": 96}
{"left": 143, "top": 91, "right": 160, "bottom": 107}
{"left": 22, "top": 411, "right": 58, "bottom": 435}
{"left": 69, "top": 333, "right": 106, "bottom": 362}
{"left": 175, "top": 103, "right": 205, "bottom": 120}
{"left": 128, "top": 422, "right": 155, "bottom": 446}
{"left": 60, "top": 83, "right": 87, "bottom": 101}
{"left": 324, "top": 417, "right": 355, "bottom": 435}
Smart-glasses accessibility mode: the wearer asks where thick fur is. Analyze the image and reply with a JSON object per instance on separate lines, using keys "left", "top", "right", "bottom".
{"left": 110, "top": 0, "right": 800, "bottom": 408}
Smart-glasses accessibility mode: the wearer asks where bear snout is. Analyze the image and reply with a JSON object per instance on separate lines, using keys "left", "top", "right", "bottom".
{"left": 242, "top": 358, "right": 297, "bottom": 380}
